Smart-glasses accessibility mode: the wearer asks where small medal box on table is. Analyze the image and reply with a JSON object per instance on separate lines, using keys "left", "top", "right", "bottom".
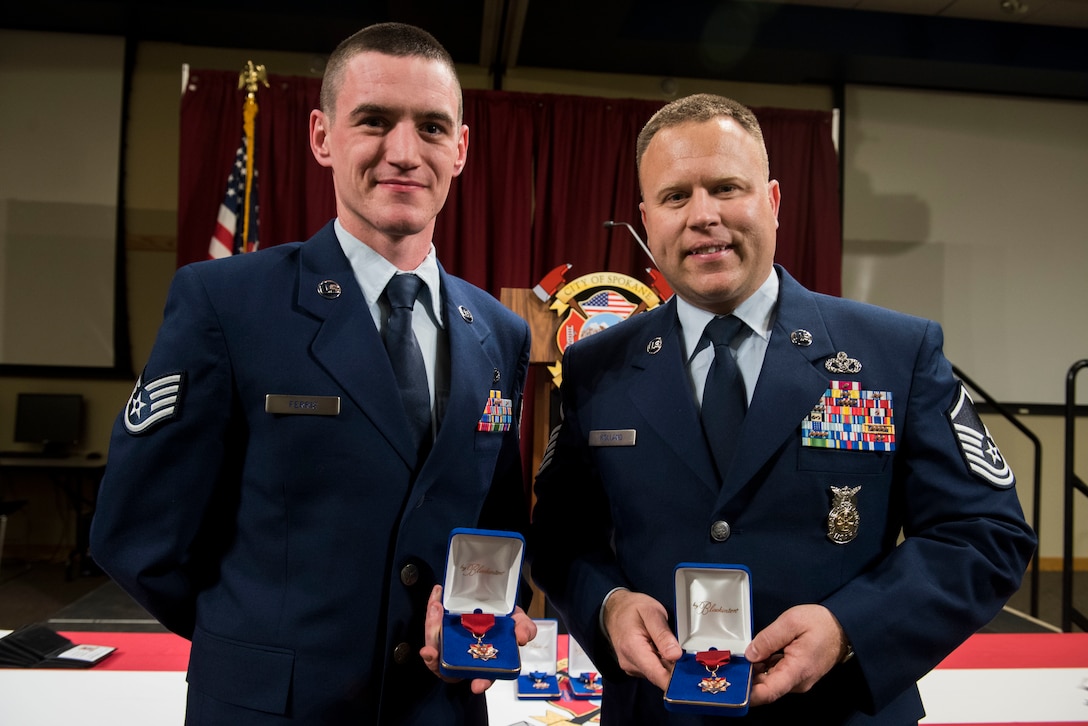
{"left": 566, "top": 630, "right": 603, "bottom": 699}
{"left": 663, "top": 564, "right": 753, "bottom": 717}
{"left": 516, "top": 619, "right": 561, "bottom": 698}
{"left": 439, "top": 528, "right": 524, "bottom": 681}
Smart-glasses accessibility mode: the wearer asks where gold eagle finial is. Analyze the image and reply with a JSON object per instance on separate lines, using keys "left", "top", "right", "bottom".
{"left": 238, "top": 61, "right": 269, "bottom": 100}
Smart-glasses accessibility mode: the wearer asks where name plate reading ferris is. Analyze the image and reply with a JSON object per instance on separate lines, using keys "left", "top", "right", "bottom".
{"left": 265, "top": 395, "right": 341, "bottom": 416}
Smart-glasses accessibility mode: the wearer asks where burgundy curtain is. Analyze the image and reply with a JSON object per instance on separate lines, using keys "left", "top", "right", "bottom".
{"left": 178, "top": 70, "right": 333, "bottom": 269}
{"left": 179, "top": 74, "right": 840, "bottom": 296}
{"left": 434, "top": 91, "right": 537, "bottom": 292}
{"left": 758, "top": 107, "right": 842, "bottom": 296}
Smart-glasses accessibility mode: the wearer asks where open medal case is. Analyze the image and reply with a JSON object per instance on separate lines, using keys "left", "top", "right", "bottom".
{"left": 663, "top": 564, "right": 753, "bottom": 716}
{"left": 439, "top": 528, "right": 524, "bottom": 680}
{"left": 566, "top": 631, "right": 604, "bottom": 699}
{"left": 516, "top": 619, "right": 561, "bottom": 698}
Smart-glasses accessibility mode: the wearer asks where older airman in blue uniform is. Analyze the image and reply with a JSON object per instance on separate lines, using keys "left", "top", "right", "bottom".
{"left": 529, "top": 94, "right": 1035, "bottom": 725}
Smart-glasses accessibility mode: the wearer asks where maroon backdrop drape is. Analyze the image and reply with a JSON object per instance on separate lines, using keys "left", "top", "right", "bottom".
{"left": 179, "top": 72, "right": 841, "bottom": 296}
{"left": 178, "top": 71, "right": 842, "bottom": 497}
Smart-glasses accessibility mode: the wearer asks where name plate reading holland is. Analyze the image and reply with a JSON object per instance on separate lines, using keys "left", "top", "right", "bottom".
{"left": 589, "top": 429, "right": 636, "bottom": 447}
{"left": 265, "top": 395, "right": 341, "bottom": 416}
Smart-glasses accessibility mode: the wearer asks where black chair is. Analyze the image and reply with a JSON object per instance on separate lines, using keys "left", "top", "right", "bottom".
{"left": 0, "top": 499, "right": 28, "bottom": 577}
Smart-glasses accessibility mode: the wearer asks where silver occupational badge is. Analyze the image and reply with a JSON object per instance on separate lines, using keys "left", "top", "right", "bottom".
{"left": 825, "top": 351, "right": 862, "bottom": 374}
{"left": 827, "top": 485, "right": 861, "bottom": 544}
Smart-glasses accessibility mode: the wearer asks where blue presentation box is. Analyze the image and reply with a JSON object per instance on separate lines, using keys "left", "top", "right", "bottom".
{"left": 516, "top": 619, "right": 561, "bottom": 699}
{"left": 663, "top": 564, "right": 753, "bottom": 717}
{"left": 439, "top": 528, "right": 524, "bottom": 681}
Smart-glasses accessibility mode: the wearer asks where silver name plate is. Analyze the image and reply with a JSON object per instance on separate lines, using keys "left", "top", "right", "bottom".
{"left": 265, "top": 394, "right": 341, "bottom": 416}
{"left": 588, "top": 429, "right": 636, "bottom": 447}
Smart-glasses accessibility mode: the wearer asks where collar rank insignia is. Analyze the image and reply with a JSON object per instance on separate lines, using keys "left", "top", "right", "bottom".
{"left": 124, "top": 372, "right": 185, "bottom": 435}
{"left": 827, "top": 485, "right": 862, "bottom": 544}
{"left": 947, "top": 383, "right": 1014, "bottom": 489}
{"left": 802, "top": 380, "right": 895, "bottom": 451}
{"left": 477, "top": 389, "right": 513, "bottom": 432}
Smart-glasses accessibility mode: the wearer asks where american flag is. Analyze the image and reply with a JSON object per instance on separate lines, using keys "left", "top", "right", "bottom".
{"left": 581, "top": 290, "right": 637, "bottom": 317}
{"left": 208, "top": 135, "right": 259, "bottom": 258}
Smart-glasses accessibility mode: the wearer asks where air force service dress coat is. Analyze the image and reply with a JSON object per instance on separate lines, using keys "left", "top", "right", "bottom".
{"left": 529, "top": 265, "right": 1035, "bottom": 725}
{"left": 91, "top": 222, "right": 532, "bottom": 725}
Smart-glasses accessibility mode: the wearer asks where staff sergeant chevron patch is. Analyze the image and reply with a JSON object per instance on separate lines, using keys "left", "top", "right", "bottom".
{"left": 947, "top": 383, "right": 1014, "bottom": 489}
{"left": 124, "top": 372, "right": 185, "bottom": 435}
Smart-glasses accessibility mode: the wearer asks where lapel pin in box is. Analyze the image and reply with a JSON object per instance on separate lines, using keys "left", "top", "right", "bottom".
{"left": 439, "top": 528, "right": 524, "bottom": 681}
{"left": 516, "top": 619, "right": 560, "bottom": 698}
{"left": 566, "top": 631, "right": 603, "bottom": 699}
{"left": 664, "top": 564, "right": 753, "bottom": 716}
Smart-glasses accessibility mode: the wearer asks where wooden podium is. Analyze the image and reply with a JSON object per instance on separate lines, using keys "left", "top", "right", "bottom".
{"left": 500, "top": 288, "right": 562, "bottom": 619}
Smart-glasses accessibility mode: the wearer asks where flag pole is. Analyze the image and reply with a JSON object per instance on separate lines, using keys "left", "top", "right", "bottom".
{"left": 238, "top": 61, "right": 268, "bottom": 253}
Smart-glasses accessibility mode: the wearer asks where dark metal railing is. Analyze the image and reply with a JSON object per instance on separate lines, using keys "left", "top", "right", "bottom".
{"left": 1063, "top": 360, "right": 1088, "bottom": 633}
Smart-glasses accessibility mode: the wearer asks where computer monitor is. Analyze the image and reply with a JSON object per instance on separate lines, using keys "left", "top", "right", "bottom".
{"left": 13, "top": 393, "right": 84, "bottom": 455}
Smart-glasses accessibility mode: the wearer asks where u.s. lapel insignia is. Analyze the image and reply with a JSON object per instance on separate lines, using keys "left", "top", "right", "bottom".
{"left": 459, "top": 305, "right": 474, "bottom": 323}
{"left": 825, "top": 351, "right": 862, "bottom": 374}
{"left": 317, "top": 280, "right": 341, "bottom": 299}
{"left": 647, "top": 336, "right": 663, "bottom": 355}
{"left": 947, "top": 383, "right": 1014, "bottom": 489}
{"left": 802, "top": 381, "right": 895, "bottom": 451}
{"left": 124, "top": 372, "right": 185, "bottom": 435}
{"left": 790, "top": 329, "right": 813, "bottom": 346}
{"left": 827, "top": 485, "right": 861, "bottom": 544}
{"left": 477, "top": 389, "right": 513, "bottom": 432}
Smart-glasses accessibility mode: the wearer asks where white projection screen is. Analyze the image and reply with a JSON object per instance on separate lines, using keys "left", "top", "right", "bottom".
{"left": 842, "top": 84, "right": 1088, "bottom": 407}
{"left": 0, "top": 29, "right": 126, "bottom": 372}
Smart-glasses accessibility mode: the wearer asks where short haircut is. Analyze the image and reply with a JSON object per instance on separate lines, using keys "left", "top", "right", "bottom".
{"left": 636, "top": 93, "right": 768, "bottom": 177}
{"left": 319, "top": 22, "right": 463, "bottom": 121}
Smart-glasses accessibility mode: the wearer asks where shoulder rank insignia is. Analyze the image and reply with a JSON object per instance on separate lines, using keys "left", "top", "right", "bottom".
{"left": 124, "top": 372, "right": 184, "bottom": 435}
{"left": 947, "top": 383, "right": 1014, "bottom": 489}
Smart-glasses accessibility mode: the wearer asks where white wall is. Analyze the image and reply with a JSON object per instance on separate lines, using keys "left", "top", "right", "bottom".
{"left": 0, "top": 30, "right": 125, "bottom": 368}
{"left": 841, "top": 84, "right": 1088, "bottom": 407}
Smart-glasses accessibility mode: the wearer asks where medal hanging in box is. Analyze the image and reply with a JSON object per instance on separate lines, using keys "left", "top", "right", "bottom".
{"left": 439, "top": 528, "right": 524, "bottom": 681}
{"left": 696, "top": 649, "right": 731, "bottom": 694}
{"left": 664, "top": 564, "right": 753, "bottom": 716}
{"left": 462, "top": 612, "right": 499, "bottom": 661}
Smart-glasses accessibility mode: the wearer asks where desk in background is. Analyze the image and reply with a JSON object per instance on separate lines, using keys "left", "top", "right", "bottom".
{"left": 0, "top": 454, "right": 106, "bottom": 579}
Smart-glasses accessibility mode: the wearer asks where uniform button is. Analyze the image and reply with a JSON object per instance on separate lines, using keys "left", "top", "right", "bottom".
{"left": 710, "top": 520, "right": 731, "bottom": 542}
{"left": 393, "top": 642, "right": 412, "bottom": 664}
{"left": 400, "top": 563, "right": 419, "bottom": 586}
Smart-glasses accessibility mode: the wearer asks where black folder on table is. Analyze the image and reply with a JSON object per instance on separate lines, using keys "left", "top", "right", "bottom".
{"left": 0, "top": 623, "right": 115, "bottom": 668}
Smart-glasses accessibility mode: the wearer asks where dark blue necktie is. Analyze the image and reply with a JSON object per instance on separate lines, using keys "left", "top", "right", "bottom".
{"left": 383, "top": 274, "right": 431, "bottom": 464}
{"left": 700, "top": 315, "right": 748, "bottom": 480}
